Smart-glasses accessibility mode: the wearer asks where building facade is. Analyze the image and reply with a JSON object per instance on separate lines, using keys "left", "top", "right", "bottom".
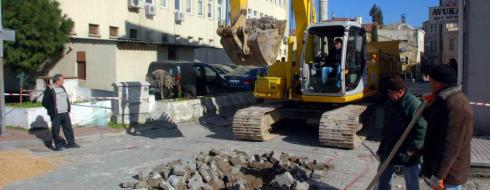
{"left": 423, "top": 0, "right": 459, "bottom": 67}
{"left": 378, "top": 21, "right": 425, "bottom": 79}
{"left": 50, "top": 0, "right": 288, "bottom": 91}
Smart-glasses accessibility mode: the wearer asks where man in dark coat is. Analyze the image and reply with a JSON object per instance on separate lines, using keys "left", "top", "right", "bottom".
{"left": 422, "top": 64, "right": 473, "bottom": 190}
{"left": 42, "top": 74, "right": 80, "bottom": 151}
{"left": 376, "top": 75, "right": 427, "bottom": 190}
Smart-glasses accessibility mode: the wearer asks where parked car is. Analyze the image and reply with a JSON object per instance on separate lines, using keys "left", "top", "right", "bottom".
{"left": 223, "top": 66, "right": 268, "bottom": 91}
{"left": 146, "top": 61, "right": 229, "bottom": 99}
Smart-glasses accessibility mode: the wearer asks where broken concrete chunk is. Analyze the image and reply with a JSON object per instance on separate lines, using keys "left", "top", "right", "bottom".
{"left": 209, "top": 148, "right": 222, "bottom": 156}
{"left": 293, "top": 180, "right": 310, "bottom": 190}
{"left": 172, "top": 165, "right": 186, "bottom": 176}
{"left": 158, "top": 180, "right": 175, "bottom": 190}
{"left": 167, "top": 175, "right": 184, "bottom": 189}
{"left": 147, "top": 173, "right": 163, "bottom": 189}
{"left": 119, "top": 182, "right": 135, "bottom": 188}
{"left": 311, "top": 170, "right": 325, "bottom": 179}
{"left": 270, "top": 172, "right": 294, "bottom": 187}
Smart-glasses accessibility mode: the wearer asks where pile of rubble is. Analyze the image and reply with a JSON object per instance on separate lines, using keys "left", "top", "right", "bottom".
{"left": 120, "top": 149, "right": 333, "bottom": 190}
{"left": 246, "top": 17, "right": 286, "bottom": 34}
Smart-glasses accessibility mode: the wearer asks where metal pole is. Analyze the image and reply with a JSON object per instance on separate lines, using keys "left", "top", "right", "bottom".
{"left": 457, "top": 0, "right": 464, "bottom": 84}
{"left": 0, "top": 0, "right": 5, "bottom": 135}
{"left": 0, "top": 58, "right": 5, "bottom": 134}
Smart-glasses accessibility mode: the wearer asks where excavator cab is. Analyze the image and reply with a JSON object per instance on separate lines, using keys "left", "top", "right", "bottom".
{"left": 301, "top": 22, "right": 367, "bottom": 97}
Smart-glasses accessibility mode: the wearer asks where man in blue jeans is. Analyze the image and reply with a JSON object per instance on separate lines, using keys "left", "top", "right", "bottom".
{"left": 319, "top": 38, "right": 343, "bottom": 88}
{"left": 376, "top": 75, "right": 427, "bottom": 190}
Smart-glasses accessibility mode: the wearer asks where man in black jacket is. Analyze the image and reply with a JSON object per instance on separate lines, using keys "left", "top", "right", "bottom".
{"left": 42, "top": 74, "right": 79, "bottom": 151}
{"left": 376, "top": 75, "right": 427, "bottom": 190}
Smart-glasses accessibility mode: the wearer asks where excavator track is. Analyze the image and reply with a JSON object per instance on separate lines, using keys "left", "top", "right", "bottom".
{"left": 232, "top": 104, "right": 282, "bottom": 141}
{"left": 319, "top": 104, "right": 370, "bottom": 149}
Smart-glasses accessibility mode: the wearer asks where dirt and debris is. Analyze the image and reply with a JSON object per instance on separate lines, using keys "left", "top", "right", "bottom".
{"left": 120, "top": 149, "right": 333, "bottom": 190}
{"left": 246, "top": 17, "right": 286, "bottom": 35}
{"left": 0, "top": 150, "right": 58, "bottom": 189}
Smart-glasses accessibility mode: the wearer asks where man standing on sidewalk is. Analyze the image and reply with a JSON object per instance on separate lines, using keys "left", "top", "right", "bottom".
{"left": 42, "top": 74, "right": 80, "bottom": 151}
{"left": 376, "top": 75, "right": 427, "bottom": 190}
{"left": 422, "top": 64, "right": 473, "bottom": 190}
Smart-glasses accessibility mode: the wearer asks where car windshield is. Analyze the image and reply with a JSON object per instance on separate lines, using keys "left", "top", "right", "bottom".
{"left": 230, "top": 66, "right": 257, "bottom": 76}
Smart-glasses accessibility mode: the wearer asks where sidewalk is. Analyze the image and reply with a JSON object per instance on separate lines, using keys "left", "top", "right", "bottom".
{"left": 0, "top": 126, "right": 125, "bottom": 149}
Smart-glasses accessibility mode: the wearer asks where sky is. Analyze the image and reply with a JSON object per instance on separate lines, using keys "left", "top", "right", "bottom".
{"left": 323, "top": 0, "right": 440, "bottom": 27}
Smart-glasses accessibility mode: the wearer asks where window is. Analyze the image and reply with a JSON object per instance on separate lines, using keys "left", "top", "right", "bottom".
{"left": 217, "top": 0, "right": 223, "bottom": 20}
{"left": 175, "top": 0, "right": 181, "bottom": 10}
{"left": 207, "top": 0, "right": 212, "bottom": 18}
{"left": 77, "top": 51, "right": 86, "bottom": 80}
{"left": 160, "top": 0, "right": 167, "bottom": 8}
{"left": 186, "top": 0, "right": 192, "bottom": 13}
{"left": 344, "top": 28, "right": 365, "bottom": 91}
{"left": 88, "top": 24, "right": 99, "bottom": 37}
{"left": 161, "top": 33, "right": 168, "bottom": 42}
{"left": 449, "top": 39, "right": 455, "bottom": 51}
{"left": 146, "top": 0, "right": 154, "bottom": 4}
{"left": 109, "top": 26, "right": 118, "bottom": 38}
{"left": 198, "top": 0, "right": 204, "bottom": 16}
{"left": 209, "top": 39, "right": 214, "bottom": 45}
{"left": 254, "top": 10, "right": 258, "bottom": 18}
{"left": 129, "top": 29, "right": 138, "bottom": 39}
{"left": 247, "top": 9, "right": 252, "bottom": 19}
{"left": 168, "top": 47, "right": 177, "bottom": 60}
{"left": 204, "top": 66, "right": 217, "bottom": 77}
{"left": 145, "top": 31, "right": 153, "bottom": 41}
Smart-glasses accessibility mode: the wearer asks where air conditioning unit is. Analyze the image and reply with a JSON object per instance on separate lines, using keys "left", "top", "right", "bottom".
{"left": 128, "top": 0, "right": 143, "bottom": 8}
{"left": 145, "top": 4, "right": 156, "bottom": 16}
{"left": 175, "top": 11, "right": 185, "bottom": 22}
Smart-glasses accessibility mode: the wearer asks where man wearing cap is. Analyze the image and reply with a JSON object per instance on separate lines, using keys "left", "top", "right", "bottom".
{"left": 42, "top": 74, "right": 80, "bottom": 151}
{"left": 422, "top": 64, "right": 473, "bottom": 190}
{"left": 376, "top": 75, "right": 427, "bottom": 190}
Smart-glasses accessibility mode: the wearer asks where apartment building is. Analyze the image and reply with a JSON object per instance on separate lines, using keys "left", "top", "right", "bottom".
{"left": 50, "top": 0, "right": 287, "bottom": 91}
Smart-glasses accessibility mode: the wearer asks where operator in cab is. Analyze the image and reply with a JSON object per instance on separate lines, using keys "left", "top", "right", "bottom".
{"left": 316, "top": 38, "right": 343, "bottom": 89}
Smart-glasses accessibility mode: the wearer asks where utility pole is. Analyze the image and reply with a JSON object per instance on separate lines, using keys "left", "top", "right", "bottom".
{"left": 0, "top": 0, "right": 16, "bottom": 135}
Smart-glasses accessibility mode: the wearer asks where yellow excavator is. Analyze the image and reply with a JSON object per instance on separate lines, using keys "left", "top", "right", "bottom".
{"left": 218, "top": 0, "right": 401, "bottom": 149}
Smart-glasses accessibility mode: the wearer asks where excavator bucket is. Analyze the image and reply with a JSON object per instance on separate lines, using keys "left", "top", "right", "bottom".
{"left": 218, "top": 15, "right": 286, "bottom": 66}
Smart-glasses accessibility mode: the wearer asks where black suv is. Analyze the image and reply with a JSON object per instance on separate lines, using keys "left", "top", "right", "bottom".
{"left": 146, "top": 60, "right": 228, "bottom": 99}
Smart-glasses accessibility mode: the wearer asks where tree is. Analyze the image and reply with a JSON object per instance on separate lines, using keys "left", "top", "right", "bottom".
{"left": 369, "top": 4, "right": 384, "bottom": 42}
{"left": 2, "top": 0, "right": 73, "bottom": 72}
{"left": 369, "top": 4, "right": 384, "bottom": 25}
